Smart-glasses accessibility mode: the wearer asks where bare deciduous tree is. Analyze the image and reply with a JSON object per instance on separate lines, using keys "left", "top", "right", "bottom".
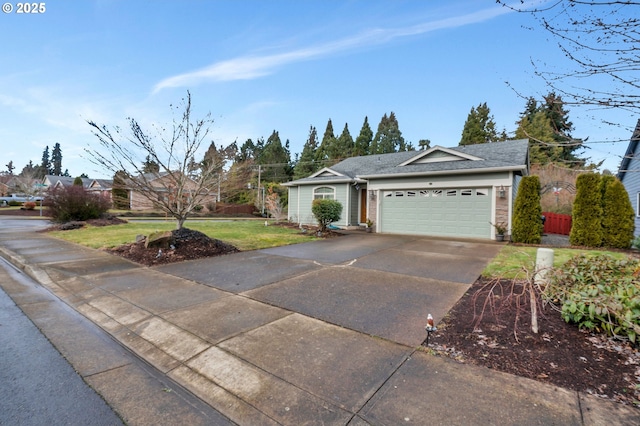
{"left": 499, "top": 1, "right": 640, "bottom": 116}
{"left": 86, "top": 92, "right": 220, "bottom": 229}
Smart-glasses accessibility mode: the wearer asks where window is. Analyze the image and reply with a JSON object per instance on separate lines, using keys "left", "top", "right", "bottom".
{"left": 395, "top": 191, "right": 404, "bottom": 197}
{"left": 384, "top": 191, "right": 393, "bottom": 197}
{"left": 476, "top": 189, "right": 488, "bottom": 196}
{"left": 446, "top": 189, "right": 457, "bottom": 197}
{"left": 419, "top": 190, "right": 430, "bottom": 197}
{"left": 432, "top": 190, "right": 442, "bottom": 197}
{"left": 407, "top": 191, "right": 416, "bottom": 197}
{"left": 314, "top": 186, "right": 335, "bottom": 200}
{"left": 460, "top": 189, "right": 472, "bottom": 196}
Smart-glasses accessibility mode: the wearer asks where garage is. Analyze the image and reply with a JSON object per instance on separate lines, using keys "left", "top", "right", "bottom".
{"left": 380, "top": 187, "right": 492, "bottom": 238}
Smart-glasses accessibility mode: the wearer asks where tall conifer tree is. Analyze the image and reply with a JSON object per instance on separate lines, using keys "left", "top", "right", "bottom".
{"left": 294, "top": 126, "right": 319, "bottom": 179}
{"left": 354, "top": 117, "right": 373, "bottom": 156}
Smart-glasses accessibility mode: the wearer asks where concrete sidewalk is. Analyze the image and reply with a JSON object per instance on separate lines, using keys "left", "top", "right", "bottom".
{"left": 0, "top": 220, "right": 637, "bottom": 425}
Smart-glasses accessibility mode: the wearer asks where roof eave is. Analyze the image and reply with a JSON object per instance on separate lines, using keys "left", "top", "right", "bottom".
{"left": 282, "top": 177, "right": 355, "bottom": 187}
{"left": 358, "top": 165, "right": 527, "bottom": 179}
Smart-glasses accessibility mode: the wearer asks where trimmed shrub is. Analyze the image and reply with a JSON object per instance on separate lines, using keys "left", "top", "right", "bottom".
{"left": 23, "top": 202, "right": 36, "bottom": 210}
{"left": 570, "top": 173, "right": 603, "bottom": 247}
{"left": 601, "top": 178, "right": 635, "bottom": 249}
{"left": 511, "top": 176, "right": 543, "bottom": 244}
{"left": 44, "top": 185, "right": 111, "bottom": 222}
{"left": 311, "top": 199, "right": 342, "bottom": 232}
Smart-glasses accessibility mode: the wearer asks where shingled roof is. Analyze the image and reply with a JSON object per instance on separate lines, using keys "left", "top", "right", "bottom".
{"left": 284, "top": 139, "right": 529, "bottom": 186}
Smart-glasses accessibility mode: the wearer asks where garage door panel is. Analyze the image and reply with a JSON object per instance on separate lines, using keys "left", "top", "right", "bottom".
{"left": 381, "top": 188, "right": 491, "bottom": 239}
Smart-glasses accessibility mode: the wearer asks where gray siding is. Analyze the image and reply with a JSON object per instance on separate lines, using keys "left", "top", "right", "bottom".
{"left": 290, "top": 184, "right": 350, "bottom": 227}
{"left": 349, "top": 186, "right": 360, "bottom": 225}
{"left": 287, "top": 186, "right": 299, "bottom": 222}
{"left": 621, "top": 151, "right": 640, "bottom": 238}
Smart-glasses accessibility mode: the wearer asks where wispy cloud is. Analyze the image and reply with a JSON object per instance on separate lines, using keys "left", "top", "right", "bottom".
{"left": 152, "top": 4, "right": 513, "bottom": 94}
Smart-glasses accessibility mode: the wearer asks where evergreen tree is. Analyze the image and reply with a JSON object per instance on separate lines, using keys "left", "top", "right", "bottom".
{"left": 259, "top": 130, "right": 291, "bottom": 183}
{"left": 601, "top": 178, "right": 635, "bottom": 249}
{"left": 418, "top": 139, "right": 431, "bottom": 150}
{"left": 541, "top": 92, "right": 584, "bottom": 164}
{"left": 5, "top": 160, "right": 15, "bottom": 175}
{"left": 316, "top": 119, "right": 336, "bottom": 166}
{"left": 516, "top": 93, "right": 584, "bottom": 166}
{"left": 332, "top": 123, "right": 354, "bottom": 160}
{"left": 353, "top": 116, "right": 373, "bottom": 156}
{"left": 515, "top": 111, "right": 562, "bottom": 164}
{"left": 73, "top": 176, "right": 84, "bottom": 186}
{"left": 459, "top": 103, "right": 497, "bottom": 145}
{"left": 202, "top": 142, "right": 224, "bottom": 173}
{"left": 51, "top": 143, "right": 63, "bottom": 175}
{"left": 236, "top": 138, "right": 256, "bottom": 162}
{"left": 294, "top": 126, "right": 319, "bottom": 179}
{"left": 511, "top": 176, "right": 543, "bottom": 244}
{"left": 520, "top": 97, "right": 539, "bottom": 122}
{"left": 372, "top": 112, "right": 405, "bottom": 154}
{"left": 39, "top": 145, "right": 51, "bottom": 177}
{"left": 142, "top": 155, "right": 160, "bottom": 173}
{"left": 570, "top": 173, "right": 603, "bottom": 247}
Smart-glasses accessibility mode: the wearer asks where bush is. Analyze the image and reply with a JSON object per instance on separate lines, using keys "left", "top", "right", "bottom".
{"left": 44, "top": 186, "right": 112, "bottom": 222}
{"left": 570, "top": 173, "right": 603, "bottom": 247}
{"left": 311, "top": 199, "right": 342, "bottom": 232}
{"left": 511, "top": 176, "right": 543, "bottom": 244}
{"left": 8, "top": 200, "right": 21, "bottom": 207}
{"left": 23, "top": 202, "right": 36, "bottom": 210}
{"left": 601, "top": 178, "right": 635, "bottom": 249}
{"left": 547, "top": 254, "right": 640, "bottom": 343}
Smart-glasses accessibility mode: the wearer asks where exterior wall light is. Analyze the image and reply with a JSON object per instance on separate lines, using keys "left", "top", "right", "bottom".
{"left": 498, "top": 185, "right": 506, "bottom": 199}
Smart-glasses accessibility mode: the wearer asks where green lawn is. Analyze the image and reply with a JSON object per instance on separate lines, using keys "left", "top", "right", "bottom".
{"left": 48, "top": 219, "right": 319, "bottom": 251}
{"left": 482, "top": 245, "right": 631, "bottom": 279}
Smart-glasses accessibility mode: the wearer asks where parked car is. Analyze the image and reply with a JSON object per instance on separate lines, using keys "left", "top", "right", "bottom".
{"left": 0, "top": 194, "right": 44, "bottom": 205}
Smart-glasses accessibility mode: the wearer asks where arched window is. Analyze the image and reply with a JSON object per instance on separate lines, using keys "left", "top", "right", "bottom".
{"left": 314, "top": 186, "right": 335, "bottom": 200}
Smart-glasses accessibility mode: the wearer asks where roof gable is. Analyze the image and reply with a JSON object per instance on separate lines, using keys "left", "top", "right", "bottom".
{"left": 399, "top": 146, "right": 482, "bottom": 166}
{"left": 309, "top": 167, "right": 345, "bottom": 178}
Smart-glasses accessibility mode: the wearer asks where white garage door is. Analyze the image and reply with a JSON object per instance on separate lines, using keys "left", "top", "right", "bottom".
{"left": 380, "top": 188, "right": 492, "bottom": 238}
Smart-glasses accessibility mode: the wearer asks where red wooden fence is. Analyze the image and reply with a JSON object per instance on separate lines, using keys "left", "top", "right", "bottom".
{"left": 214, "top": 203, "right": 255, "bottom": 215}
{"left": 542, "top": 212, "right": 572, "bottom": 235}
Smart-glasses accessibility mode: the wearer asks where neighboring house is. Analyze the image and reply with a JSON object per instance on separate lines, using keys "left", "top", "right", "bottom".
{"left": 43, "top": 175, "right": 113, "bottom": 201}
{"left": 617, "top": 119, "right": 640, "bottom": 238}
{"left": 5, "top": 176, "right": 38, "bottom": 195}
{"left": 284, "top": 139, "right": 530, "bottom": 240}
{"left": 126, "top": 172, "right": 217, "bottom": 210}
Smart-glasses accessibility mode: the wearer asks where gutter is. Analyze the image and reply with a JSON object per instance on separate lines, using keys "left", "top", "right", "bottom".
{"left": 359, "top": 165, "right": 528, "bottom": 179}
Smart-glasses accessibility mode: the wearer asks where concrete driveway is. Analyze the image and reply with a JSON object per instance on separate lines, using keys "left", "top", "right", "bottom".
{"left": 155, "top": 233, "right": 501, "bottom": 347}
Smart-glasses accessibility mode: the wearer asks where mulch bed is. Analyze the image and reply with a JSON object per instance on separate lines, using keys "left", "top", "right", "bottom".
{"left": 107, "top": 228, "right": 239, "bottom": 266}
{"left": 428, "top": 277, "right": 640, "bottom": 408}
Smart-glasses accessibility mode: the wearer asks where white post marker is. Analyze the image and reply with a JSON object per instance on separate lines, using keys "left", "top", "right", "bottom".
{"left": 535, "top": 248, "right": 554, "bottom": 286}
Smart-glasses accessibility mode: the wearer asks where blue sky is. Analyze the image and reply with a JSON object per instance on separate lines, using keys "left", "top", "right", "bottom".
{"left": 0, "top": 0, "right": 634, "bottom": 179}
